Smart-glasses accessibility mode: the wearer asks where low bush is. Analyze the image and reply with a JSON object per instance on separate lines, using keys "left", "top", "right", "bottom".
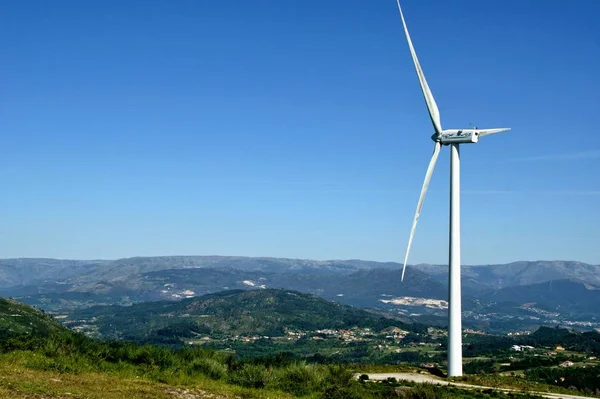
{"left": 187, "top": 357, "right": 227, "bottom": 380}
{"left": 228, "top": 363, "right": 268, "bottom": 389}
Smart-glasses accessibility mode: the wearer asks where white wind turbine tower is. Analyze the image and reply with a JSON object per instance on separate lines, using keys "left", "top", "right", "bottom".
{"left": 395, "top": 0, "right": 510, "bottom": 377}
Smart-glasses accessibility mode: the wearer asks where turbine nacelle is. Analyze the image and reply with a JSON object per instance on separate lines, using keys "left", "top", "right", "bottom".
{"left": 434, "top": 129, "right": 479, "bottom": 145}
{"left": 431, "top": 128, "right": 512, "bottom": 145}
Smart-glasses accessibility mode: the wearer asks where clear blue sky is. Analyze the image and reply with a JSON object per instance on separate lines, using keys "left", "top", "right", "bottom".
{"left": 1, "top": 0, "right": 599, "bottom": 264}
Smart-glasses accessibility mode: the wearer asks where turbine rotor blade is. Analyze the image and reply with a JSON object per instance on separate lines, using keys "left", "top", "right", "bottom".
{"left": 478, "top": 128, "right": 511, "bottom": 138}
{"left": 401, "top": 141, "right": 442, "bottom": 281}
{"left": 396, "top": 0, "right": 443, "bottom": 136}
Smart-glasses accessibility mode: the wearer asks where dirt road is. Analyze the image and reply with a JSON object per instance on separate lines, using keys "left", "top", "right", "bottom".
{"left": 358, "top": 373, "right": 594, "bottom": 399}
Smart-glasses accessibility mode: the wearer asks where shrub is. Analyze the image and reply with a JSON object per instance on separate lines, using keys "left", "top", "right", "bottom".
{"left": 187, "top": 357, "right": 227, "bottom": 380}
{"left": 228, "top": 363, "right": 268, "bottom": 389}
{"left": 268, "top": 362, "right": 325, "bottom": 396}
{"left": 324, "top": 364, "right": 355, "bottom": 386}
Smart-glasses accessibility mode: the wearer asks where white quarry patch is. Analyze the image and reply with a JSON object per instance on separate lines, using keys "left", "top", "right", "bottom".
{"left": 182, "top": 289, "right": 195, "bottom": 298}
{"left": 379, "top": 296, "right": 448, "bottom": 309}
{"left": 240, "top": 280, "right": 267, "bottom": 289}
{"left": 336, "top": 294, "right": 344, "bottom": 297}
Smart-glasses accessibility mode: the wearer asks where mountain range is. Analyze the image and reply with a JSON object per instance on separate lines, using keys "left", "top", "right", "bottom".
{"left": 1, "top": 256, "right": 599, "bottom": 333}
{"left": 415, "top": 261, "right": 600, "bottom": 291}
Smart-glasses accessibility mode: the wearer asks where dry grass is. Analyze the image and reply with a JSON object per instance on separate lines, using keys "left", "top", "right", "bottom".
{"left": 0, "top": 358, "right": 293, "bottom": 399}
{"left": 0, "top": 363, "right": 172, "bottom": 399}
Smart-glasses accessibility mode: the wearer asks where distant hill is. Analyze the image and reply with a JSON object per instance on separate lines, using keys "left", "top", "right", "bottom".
{"left": 67, "top": 289, "right": 418, "bottom": 342}
{"left": 5, "top": 266, "right": 447, "bottom": 312}
{"left": 281, "top": 267, "right": 447, "bottom": 306}
{"left": 142, "top": 266, "right": 447, "bottom": 306}
{"left": 415, "top": 261, "right": 600, "bottom": 291}
{"left": 0, "top": 297, "right": 67, "bottom": 337}
{"left": 0, "top": 258, "right": 108, "bottom": 288}
{"left": 2, "top": 256, "right": 598, "bottom": 294}
{"left": 0, "top": 256, "right": 397, "bottom": 292}
{"left": 65, "top": 256, "right": 394, "bottom": 285}
{"left": 480, "top": 279, "right": 600, "bottom": 316}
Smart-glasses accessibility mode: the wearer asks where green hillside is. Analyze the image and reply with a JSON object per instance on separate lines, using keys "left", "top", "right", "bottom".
{"left": 68, "top": 289, "right": 420, "bottom": 342}
{"left": 0, "top": 298, "right": 565, "bottom": 398}
{"left": 0, "top": 297, "right": 66, "bottom": 338}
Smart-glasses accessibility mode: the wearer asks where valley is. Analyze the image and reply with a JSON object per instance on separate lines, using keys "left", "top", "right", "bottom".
{"left": 3, "top": 256, "right": 600, "bottom": 334}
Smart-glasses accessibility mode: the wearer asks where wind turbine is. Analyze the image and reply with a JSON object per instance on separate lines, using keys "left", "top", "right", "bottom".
{"left": 395, "top": 0, "right": 510, "bottom": 377}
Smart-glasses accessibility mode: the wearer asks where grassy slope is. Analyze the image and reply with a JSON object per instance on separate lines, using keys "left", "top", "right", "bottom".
{"left": 0, "top": 297, "right": 588, "bottom": 398}
{"left": 0, "top": 354, "right": 547, "bottom": 399}
{"left": 0, "top": 298, "right": 289, "bottom": 398}
{"left": 0, "top": 352, "right": 293, "bottom": 399}
{"left": 0, "top": 297, "right": 66, "bottom": 336}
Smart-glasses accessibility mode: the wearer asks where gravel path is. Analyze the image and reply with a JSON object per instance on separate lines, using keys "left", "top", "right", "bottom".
{"left": 358, "top": 373, "right": 596, "bottom": 399}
